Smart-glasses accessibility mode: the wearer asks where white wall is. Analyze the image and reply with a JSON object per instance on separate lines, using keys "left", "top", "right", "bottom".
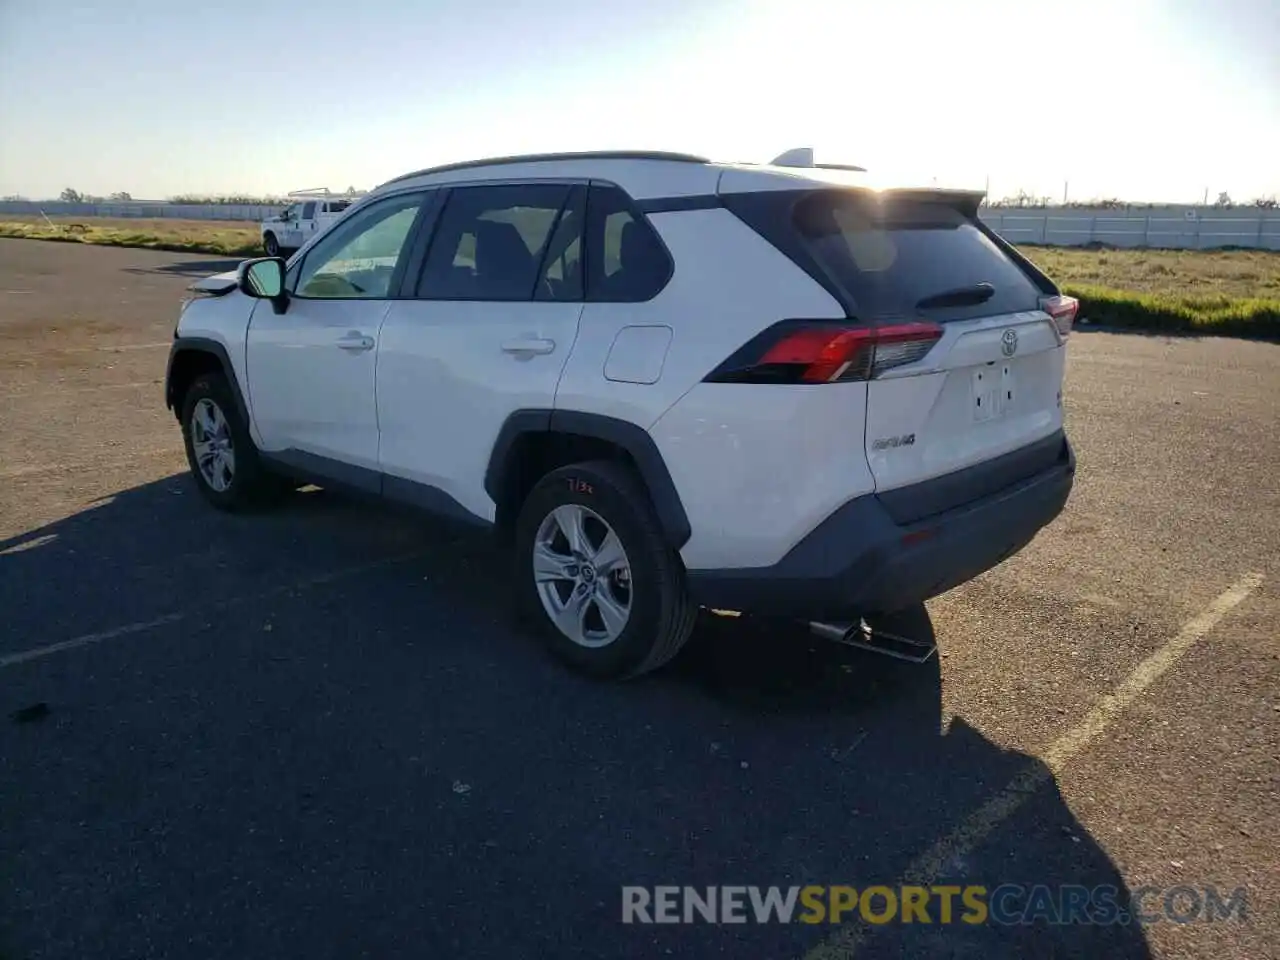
{"left": 0, "top": 200, "right": 277, "bottom": 222}
{"left": 977, "top": 205, "right": 1280, "bottom": 251}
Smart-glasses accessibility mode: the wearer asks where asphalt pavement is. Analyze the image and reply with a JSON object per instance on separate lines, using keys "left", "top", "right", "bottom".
{"left": 1, "top": 239, "right": 1276, "bottom": 960}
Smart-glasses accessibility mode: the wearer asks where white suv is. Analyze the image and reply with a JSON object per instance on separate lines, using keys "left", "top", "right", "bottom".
{"left": 165, "top": 150, "right": 1077, "bottom": 678}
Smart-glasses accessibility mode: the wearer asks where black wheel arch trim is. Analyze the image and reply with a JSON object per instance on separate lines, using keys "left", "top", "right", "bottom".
{"left": 485, "top": 409, "right": 692, "bottom": 549}
{"left": 165, "top": 337, "right": 250, "bottom": 426}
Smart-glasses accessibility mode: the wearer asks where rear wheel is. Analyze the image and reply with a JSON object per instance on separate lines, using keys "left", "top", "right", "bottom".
{"left": 180, "top": 372, "right": 279, "bottom": 511}
{"left": 513, "top": 461, "right": 696, "bottom": 679}
{"left": 263, "top": 231, "right": 280, "bottom": 257}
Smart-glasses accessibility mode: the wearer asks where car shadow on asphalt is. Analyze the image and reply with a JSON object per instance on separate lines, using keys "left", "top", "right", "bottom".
{"left": 120, "top": 257, "right": 246, "bottom": 279}
{"left": 1, "top": 477, "right": 1154, "bottom": 960}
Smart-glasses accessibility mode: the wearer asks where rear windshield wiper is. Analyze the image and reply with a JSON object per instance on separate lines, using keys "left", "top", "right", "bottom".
{"left": 915, "top": 282, "right": 996, "bottom": 309}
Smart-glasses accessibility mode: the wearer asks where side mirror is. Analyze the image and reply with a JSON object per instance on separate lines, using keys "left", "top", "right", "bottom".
{"left": 237, "top": 257, "right": 288, "bottom": 313}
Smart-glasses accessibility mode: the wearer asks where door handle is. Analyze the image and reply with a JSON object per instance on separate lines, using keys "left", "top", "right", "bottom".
{"left": 336, "top": 333, "right": 375, "bottom": 352}
{"left": 501, "top": 337, "right": 555, "bottom": 356}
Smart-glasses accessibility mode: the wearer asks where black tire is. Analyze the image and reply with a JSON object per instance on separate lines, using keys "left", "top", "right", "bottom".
{"left": 263, "top": 231, "right": 280, "bottom": 257}
{"left": 179, "top": 372, "right": 278, "bottom": 511}
{"left": 513, "top": 460, "right": 696, "bottom": 680}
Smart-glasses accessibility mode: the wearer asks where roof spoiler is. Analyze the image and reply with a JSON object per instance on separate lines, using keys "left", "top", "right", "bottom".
{"left": 881, "top": 187, "right": 987, "bottom": 218}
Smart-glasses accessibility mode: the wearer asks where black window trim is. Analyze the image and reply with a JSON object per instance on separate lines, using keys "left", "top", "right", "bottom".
{"left": 720, "top": 188, "right": 858, "bottom": 315}
{"left": 532, "top": 183, "right": 587, "bottom": 303}
{"left": 410, "top": 182, "right": 581, "bottom": 304}
{"left": 392, "top": 189, "right": 445, "bottom": 298}
{"left": 584, "top": 178, "right": 675, "bottom": 304}
{"left": 288, "top": 188, "right": 441, "bottom": 302}
{"left": 634, "top": 193, "right": 721, "bottom": 214}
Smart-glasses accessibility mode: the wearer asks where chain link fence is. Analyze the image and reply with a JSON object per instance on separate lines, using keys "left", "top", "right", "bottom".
{"left": 0, "top": 200, "right": 278, "bottom": 222}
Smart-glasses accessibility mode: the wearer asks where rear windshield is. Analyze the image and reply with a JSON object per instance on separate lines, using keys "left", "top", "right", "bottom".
{"left": 793, "top": 192, "right": 1042, "bottom": 320}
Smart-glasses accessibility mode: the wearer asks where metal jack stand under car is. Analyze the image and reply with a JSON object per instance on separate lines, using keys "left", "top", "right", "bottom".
{"left": 808, "top": 603, "right": 938, "bottom": 663}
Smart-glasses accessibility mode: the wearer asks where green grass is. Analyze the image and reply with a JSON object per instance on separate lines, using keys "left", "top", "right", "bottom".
{"left": 2, "top": 218, "right": 1278, "bottom": 338}
{"left": 0, "top": 217, "right": 260, "bottom": 257}
{"left": 1065, "top": 284, "right": 1280, "bottom": 339}
{"left": 1019, "top": 244, "right": 1280, "bottom": 301}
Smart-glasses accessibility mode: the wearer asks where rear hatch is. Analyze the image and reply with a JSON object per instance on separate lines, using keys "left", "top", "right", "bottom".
{"left": 714, "top": 184, "right": 1074, "bottom": 520}
{"left": 794, "top": 191, "right": 1067, "bottom": 497}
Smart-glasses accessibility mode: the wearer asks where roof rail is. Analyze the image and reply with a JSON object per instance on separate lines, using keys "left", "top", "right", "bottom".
{"left": 381, "top": 150, "right": 711, "bottom": 187}
{"left": 287, "top": 187, "right": 367, "bottom": 199}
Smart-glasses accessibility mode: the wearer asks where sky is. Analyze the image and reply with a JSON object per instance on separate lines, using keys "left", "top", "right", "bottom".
{"left": 0, "top": 0, "right": 1277, "bottom": 204}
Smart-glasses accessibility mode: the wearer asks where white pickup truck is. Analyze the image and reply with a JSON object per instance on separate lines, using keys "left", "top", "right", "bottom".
{"left": 259, "top": 189, "right": 364, "bottom": 257}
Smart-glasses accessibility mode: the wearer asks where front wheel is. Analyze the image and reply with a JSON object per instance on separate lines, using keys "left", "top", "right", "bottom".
{"left": 179, "top": 373, "right": 279, "bottom": 511}
{"left": 513, "top": 460, "right": 696, "bottom": 680}
{"left": 263, "top": 231, "right": 280, "bottom": 257}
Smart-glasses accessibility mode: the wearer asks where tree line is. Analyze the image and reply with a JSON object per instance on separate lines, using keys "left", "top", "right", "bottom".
{"left": 986, "top": 189, "right": 1278, "bottom": 210}
{"left": 49, "top": 188, "right": 290, "bottom": 205}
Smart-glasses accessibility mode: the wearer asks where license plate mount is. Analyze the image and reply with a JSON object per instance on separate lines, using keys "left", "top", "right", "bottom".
{"left": 972, "top": 362, "right": 1016, "bottom": 422}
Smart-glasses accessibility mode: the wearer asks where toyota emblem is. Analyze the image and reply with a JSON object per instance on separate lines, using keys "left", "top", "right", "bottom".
{"left": 1001, "top": 328, "right": 1019, "bottom": 357}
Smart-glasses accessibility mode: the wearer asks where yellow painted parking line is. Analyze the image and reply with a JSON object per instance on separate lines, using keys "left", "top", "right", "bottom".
{"left": 804, "top": 570, "right": 1264, "bottom": 960}
{"left": 96, "top": 342, "right": 173, "bottom": 351}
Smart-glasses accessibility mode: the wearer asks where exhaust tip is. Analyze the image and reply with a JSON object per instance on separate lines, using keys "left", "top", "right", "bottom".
{"left": 809, "top": 613, "right": 938, "bottom": 664}
{"left": 808, "top": 621, "right": 857, "bottom": 643}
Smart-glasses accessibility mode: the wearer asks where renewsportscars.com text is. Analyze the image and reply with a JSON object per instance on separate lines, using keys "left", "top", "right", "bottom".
{"left": 621, "top": 884, "right": 1248, "bottom": 926}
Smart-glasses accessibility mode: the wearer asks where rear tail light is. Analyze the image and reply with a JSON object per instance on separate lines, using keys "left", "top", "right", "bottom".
{"left": 704, "top": 320, "right": 943, "bottom": 384}
{"left": 1040, "top": 294, "right": 1079, "bottom": 338}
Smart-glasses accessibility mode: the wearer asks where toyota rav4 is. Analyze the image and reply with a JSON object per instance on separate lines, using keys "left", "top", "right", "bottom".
{"left": 165, "top": 149, "right": 1077, "bottom": 679}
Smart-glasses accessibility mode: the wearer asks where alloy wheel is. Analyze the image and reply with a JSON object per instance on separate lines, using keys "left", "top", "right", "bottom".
{"left": 532, "top": 504, "right": 633, "bottom": 648}
{"left": 190, "top": 397, "right": 236, "bottom": 493}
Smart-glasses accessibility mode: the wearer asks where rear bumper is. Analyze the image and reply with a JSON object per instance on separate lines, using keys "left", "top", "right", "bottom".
{"left": 687, "top": 433, "right": 1075, "bottom": 620}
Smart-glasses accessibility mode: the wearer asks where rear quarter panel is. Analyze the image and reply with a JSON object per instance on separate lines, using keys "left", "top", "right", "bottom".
{"left": 651, "top": 381, "right": 877, "bottom": 569}
{"left": 552, "top": 206, "right": 865, "bottom": 571}
{"left": 553, "top": 207, "right": 844, "bottom": 428}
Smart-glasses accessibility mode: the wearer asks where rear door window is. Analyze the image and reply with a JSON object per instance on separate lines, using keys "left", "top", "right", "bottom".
{"left": 793, "top": 192, "right": 1041, "bottom": 320}
{"left": 417, "top": 184, "right": 572, "bottom": 301}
